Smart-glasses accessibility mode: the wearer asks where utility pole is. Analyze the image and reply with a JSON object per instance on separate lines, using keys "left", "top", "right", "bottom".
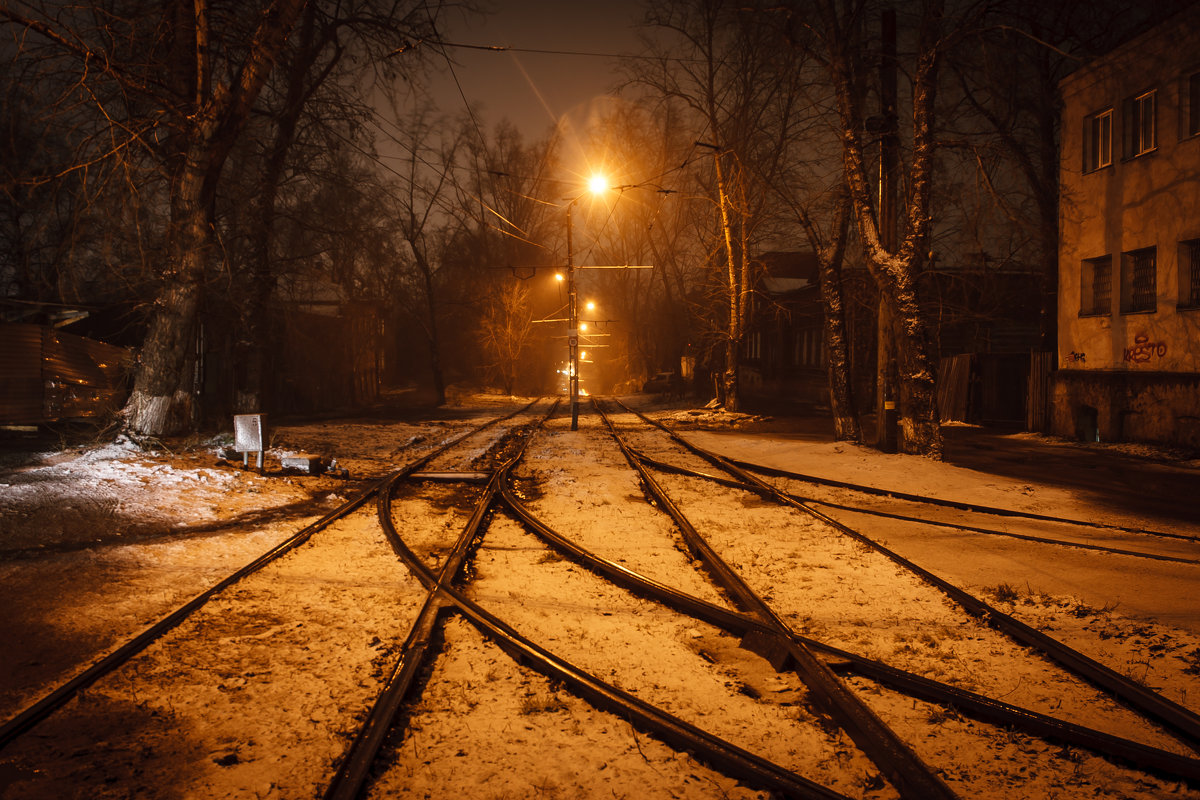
{"left": 567, "top": 201, "right": 580, "bottom": 430}
{"left": 876, "top": 8, "right": 899, "bottom": 453}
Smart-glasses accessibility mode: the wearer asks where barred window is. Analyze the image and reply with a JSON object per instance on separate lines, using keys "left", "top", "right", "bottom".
{"left": 1121, "top": 247, "right": 1157, "bottom": 313}
{"left": 1081, "top": 256, "right": 1112, "bottom": 317}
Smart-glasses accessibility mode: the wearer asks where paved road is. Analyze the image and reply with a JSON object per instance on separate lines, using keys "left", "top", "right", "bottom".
{"left": 704, "top": 415, "right": 1200, "bottom": 633}
{"left": 941, "top": 424, "right": 1200, "bottom": 530}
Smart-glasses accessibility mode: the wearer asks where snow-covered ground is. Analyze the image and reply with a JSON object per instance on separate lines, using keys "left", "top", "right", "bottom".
{"left": 0, "top": 394, "right": 1198, "bottom": 799}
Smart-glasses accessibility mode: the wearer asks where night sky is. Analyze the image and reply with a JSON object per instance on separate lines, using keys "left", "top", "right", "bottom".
{"left": 427, "top": 0, "right": 646, "bottom": 140}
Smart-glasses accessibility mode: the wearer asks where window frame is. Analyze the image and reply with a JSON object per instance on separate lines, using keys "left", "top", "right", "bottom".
{"left": 1189, "top": 73, "right": 1200, "bottom": 138}
{"left": 1179, "top": 239, "right": 1200, "bottom": 309}
{"left": 1120, "top": 246, "right": 1157, "bottom": 314}
{"left": 1123, "top": 89, "right": 1157, "bottom": 159}
{"left": 1083, "top": 108, "right": 1113, "bottom": 172}
{"left": 1080, "top": 255, "right": 1112, "bottom": 317}
{"left": 746, "top": 329, "right": 763, "bottom": 361}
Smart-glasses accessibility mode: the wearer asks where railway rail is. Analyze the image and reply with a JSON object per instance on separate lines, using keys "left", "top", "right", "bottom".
{"left": 1, "top": 396, "right": 1198, "bottom": 799}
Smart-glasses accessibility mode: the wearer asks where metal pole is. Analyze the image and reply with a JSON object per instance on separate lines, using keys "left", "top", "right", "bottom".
{"left": 567, "top": 201, "right": 579, "bottom": 430}
{"left": 876, "top": 8, "right": 899, "bottom": 454}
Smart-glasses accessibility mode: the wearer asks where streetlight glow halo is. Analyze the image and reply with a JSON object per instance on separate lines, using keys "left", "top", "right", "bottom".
{"left": 588, "top": 174, "right": 609, "bottom": 195}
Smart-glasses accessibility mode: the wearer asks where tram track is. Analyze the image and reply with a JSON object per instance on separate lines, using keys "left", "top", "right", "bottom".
{"left": 604, "top": 399, "right": 1200, "bottom": 737}
{"left": 595, "top": 397, "right": 1200, "bottom": 795}
{"left": 1, "top": 396, "right": 1198, "bottom": 799}
{"left": 0, "top": 400, "right": 543, "bottom": 790}
{"left": 629, "top": 449, "right": 1200, "bottom": 565}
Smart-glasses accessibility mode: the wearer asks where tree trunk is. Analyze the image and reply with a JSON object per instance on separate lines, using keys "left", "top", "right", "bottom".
{"left": 414, "top": 244, "right": 446, "bottom": 405}
{"left": 817, "top": 231, "right": 862, "bottom": 442}
{"left": 122, "top": 0, "right": 305, "bottom": 436}
{"left": 712, "top": 147, "right": 743, "bottom": 412}
{"left": 125, "top": 176, "right": 211, "bottom": 435}
{"left": 238, "top": 2, "right": 329, "bottom": 414}
{"left": 722, "top": 337, "right": 739, "bottom": 413}
{"left": 818, "top": 0, "right": 944, "bottom": 458}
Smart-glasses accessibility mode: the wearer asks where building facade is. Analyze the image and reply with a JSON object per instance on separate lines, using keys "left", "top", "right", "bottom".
{"left": 1057, "top": 7, "right": 1200, "bottom": 448}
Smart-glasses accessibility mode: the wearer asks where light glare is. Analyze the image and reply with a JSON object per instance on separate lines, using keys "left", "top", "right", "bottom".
{"left": 588, "top": 174, "right": 609, "bottom": 195}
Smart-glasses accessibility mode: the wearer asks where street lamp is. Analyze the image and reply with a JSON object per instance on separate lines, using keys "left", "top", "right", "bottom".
{"left": 565, "top": 174, "right": 609, "bottom": 430}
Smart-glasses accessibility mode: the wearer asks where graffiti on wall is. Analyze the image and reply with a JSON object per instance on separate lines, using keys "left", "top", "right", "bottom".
{"left": 1065, "top": 351, "right": 1087, "bottom": 363}
{"left": 1124, "top": 333, "right": 1167, "bottom": 364}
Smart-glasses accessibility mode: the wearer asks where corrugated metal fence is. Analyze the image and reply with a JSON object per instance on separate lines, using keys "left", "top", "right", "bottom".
{"left": 0, "top": 323, "right": 134, "bottom": 425}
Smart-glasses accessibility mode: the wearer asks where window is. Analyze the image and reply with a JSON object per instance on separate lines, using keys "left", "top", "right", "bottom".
{"left": 1121, "top": 247, "right": 1157, "bottom": 313}
{"left": 746, "top": 330, "right": 762, "bottom": 361}
{"left": 1080, "top": 256, "right": 1112, "bottom": 316}
{"left": 791, "top": 328, "right": 824, "bottom": 368}
{"left": 1083, "top": 109, "right": 1112, "bottom": 172}
{"left": 1181, "top": 240, "right": 1200, "bottom": 308}
{"left": 1123, "top": 90, "right": 1156, "bottom": 158}
{"left": 1190, "top": 73, "right": 1200, "bottom": 137}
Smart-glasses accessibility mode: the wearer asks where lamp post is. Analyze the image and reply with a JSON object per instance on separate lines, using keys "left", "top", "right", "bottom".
{"left": 560, "top": 174, "right": 658, "bottom": 429}
{"left": 565, "top": 174, "right": 611, "bottom": 430}
{"left": 566, "top": 198, "right": 580, "bottom": 430}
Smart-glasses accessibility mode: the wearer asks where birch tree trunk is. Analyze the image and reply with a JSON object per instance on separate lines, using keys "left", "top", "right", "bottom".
{"left": 817, "top": 0, "right": 944, "bottom": 458}
{"left": 815, "top": 199, "right": 862, "bottom": 442}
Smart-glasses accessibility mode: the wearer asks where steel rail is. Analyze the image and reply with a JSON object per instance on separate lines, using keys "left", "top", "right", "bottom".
{"left": 594, "top": 401, "right": 960, "bottom": 800}
{"left": 444, "top": 565, "right": 854, "bottom": 799}
{"left": 629, "top": 448, "right": 1200, "bottom": 566}
{"left": 610, "top": 398, "right": 1200, "bottom": 750}
{"left": 324, "top": 401, "right": 557, "bottom": 800}
{"left": 499, "top": 485, "right": 1200, "bottom": 785}
{"left": 0, "top": 399, "right": 541, "bottom": 753}
{"left": 345, "top": 404, "right": 854, "bottom": 800}
{"left": 725, "top": 456, "right": 1194, "bottom": 541}
{"left": 499, "top": 481, "right": 770, "bottom": 637}
{"left": 325, "top": 465, "right": 509, "bottom": 798}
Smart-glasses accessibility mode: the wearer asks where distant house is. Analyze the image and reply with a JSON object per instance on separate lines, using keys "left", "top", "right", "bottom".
{"left": 1057, "top": 7, "right": 1200, "bottom": 447}
{"left": 741, "top": 252, "right": 826, "bottom": 411}
{"left": 743, "top": 251, "right": 1039, "bottom": 422}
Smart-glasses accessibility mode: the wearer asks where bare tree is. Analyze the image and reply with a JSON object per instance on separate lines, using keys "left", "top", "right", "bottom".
{"left": 228, "top": 0, "right": 445, "bottom": 412}
{"left": 2, "top": 0, "right": 307, "bottom": 435}
{"left": 580, "top": 100, "right": 703, "bottom": 389}
{"left": 478, "top": 279, "right": 535, "bottom": 395}
{"left": 633, "top": 0, "right": 801, "bottom": 411}
{"left": 808, "top": 0, "right": 948, "bottom": 457}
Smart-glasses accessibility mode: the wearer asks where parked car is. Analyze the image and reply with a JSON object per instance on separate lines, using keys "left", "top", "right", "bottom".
{"left": 642, "top": 371, "right": 678, "bottom": 394}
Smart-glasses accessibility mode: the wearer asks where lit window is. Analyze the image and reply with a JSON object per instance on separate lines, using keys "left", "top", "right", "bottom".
{"left": 1083, "top": 109, "right": 1112, "bottom": 172}
{"left": 1121, "top": 247, "right": 1157, "bottom": 313}
{"left": 1080, "top": 256, "right": 1111, "bottom": 317}
{"left": 1123, "top": 90, "right": 1156, "bottom": 158}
